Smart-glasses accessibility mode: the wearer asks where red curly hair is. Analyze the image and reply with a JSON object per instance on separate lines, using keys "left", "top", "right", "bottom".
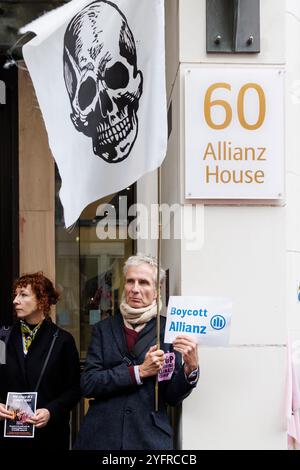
{"left": 13, "top": 272, "right": 59, "bottom": 317}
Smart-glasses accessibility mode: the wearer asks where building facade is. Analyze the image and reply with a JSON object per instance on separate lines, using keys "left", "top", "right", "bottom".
{"left": 1, "top": 0, "right": 299, "bottom": 449}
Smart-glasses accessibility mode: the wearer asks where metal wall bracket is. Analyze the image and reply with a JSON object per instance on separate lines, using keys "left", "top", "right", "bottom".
{"left": 206, "top": 0, "right": 260, "bottom": 53}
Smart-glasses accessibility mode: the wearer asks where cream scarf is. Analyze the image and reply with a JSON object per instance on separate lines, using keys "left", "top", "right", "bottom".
{"left": 120, "top": 295, "right": 162, "bottom": 332}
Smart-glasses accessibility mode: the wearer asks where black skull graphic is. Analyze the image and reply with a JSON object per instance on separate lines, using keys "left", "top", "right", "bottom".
{"left": 63, "top": 1, "right": 143, "bottom": 163}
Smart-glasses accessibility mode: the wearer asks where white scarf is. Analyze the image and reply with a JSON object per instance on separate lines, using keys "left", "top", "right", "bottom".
{"left": 120, "top": 295, "right": 162, "bottom": 332}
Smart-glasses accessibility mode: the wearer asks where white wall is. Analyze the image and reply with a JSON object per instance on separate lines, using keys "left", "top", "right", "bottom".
{"left": 285, "top": 0, "right": 300, "bottom": 399}
{"left": 136, "top": 170, "right": 158, "bottom": 257}
{"left": 180, "top": 204, "right": 287, "bottom": 448}
{"left": 182, "top": 347, "right": 286, "bottom": 450}
{"left": 181, "top": 206, "right": 286, "bottom": 345}
{"left": 163, "top": 0, "right": 288, "bottom": 450}
{"left": 137, "top": 0, "right": 293, "bottom": 449}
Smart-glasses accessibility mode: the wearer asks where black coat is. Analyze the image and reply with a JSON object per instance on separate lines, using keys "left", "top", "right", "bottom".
{"left": 74, "top": 313, "right": 197, "bottom": 450}
{"left": 0, "top": 319, "right": 81, "bottom": 450}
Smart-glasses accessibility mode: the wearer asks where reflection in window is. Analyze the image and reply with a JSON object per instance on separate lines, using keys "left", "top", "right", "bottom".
{"left": 55, "top": 166, "right": 135, "bottom": 358}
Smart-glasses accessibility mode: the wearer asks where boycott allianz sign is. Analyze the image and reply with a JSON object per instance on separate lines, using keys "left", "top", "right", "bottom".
{"left": 185, "top": 66, "right": 285, "bottom": 200}
{"left": 164, "top": 296, "right": 232, "bottom": 347}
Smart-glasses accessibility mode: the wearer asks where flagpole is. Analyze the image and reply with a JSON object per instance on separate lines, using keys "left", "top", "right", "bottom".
{"left": 155, "top": 166, "right": 162, "bottom": 412}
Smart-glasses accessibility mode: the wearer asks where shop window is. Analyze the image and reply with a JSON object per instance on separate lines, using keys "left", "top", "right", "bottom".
{"left": 55, "top": 166, "right": 135, "bottom": 358}
{"left": 0, "top": 57, "right": 18, "bottom": 326}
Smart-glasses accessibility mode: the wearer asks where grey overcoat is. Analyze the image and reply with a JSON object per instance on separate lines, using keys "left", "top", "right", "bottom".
{"left": 74, "top": 312, "right": 197, "bottom": 450}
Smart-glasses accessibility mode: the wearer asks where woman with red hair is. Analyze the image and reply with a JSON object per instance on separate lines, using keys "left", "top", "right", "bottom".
{"left": 0, "top": 272, "right": 81, "bottom": 449}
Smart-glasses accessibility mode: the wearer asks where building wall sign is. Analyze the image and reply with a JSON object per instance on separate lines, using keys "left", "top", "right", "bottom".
{"left": 185, "top": 67, "right": 285, "bottom": 200}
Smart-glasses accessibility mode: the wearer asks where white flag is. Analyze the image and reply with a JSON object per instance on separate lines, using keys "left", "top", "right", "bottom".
{"left": 21, "top": 0, "right": 167, "bottom": 228}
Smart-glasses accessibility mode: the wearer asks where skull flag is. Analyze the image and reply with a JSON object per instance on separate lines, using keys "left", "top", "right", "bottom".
{"left": 20, "top": 0, "right": 167, "bottom": 228}
{"left": 63, "top": 1, "right": 144, "bottom": 164}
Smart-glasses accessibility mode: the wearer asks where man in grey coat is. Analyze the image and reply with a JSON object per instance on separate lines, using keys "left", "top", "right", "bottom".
{"left": 74, "top": 254, "right": 199, "bottom": 450}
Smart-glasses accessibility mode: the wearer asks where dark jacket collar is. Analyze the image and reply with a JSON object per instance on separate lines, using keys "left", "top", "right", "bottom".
{"left": 110, "top": 311, "right": 165, "bottom": 361}
{"left": 110, "top": 312, "right": 128, "bottom": 358}
{"left": 11, "top": 319, "right": 57, "bottom": 377}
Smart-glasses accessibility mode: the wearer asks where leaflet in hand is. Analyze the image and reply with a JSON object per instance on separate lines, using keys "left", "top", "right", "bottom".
{"left": 4, "top": 392, "right": 37, "bottom": 438}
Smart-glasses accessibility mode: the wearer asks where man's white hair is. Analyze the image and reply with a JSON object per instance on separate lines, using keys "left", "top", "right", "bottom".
{"left": 123, "top": 253, "right": 166, "bottom": 285}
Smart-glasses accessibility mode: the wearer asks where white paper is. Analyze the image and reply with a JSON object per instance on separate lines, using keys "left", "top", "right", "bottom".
{"left": 164, "top": 296, "right": 232, "bottom": 347}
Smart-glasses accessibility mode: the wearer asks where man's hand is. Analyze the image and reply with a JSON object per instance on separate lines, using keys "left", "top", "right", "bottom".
{"left": 139, "top": 345, "right": 165, "bottom": 379}
{"left": 0, "top": 403, "right": 14, "bottom": 421}
{"left": 173, "top": 335, "right": 199, "bottom": 375}
{"left": 26, "top": 408, "right": 50, "bottom": 428}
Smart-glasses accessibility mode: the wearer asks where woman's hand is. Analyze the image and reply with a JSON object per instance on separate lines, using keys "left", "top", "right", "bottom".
{"left": 0, "top": 403, "right": 14, "bottom": 421}
{"left": 26, "top": 408, "right": 50, "bottom": 428}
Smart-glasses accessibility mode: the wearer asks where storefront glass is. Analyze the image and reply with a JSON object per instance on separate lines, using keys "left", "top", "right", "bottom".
{"left": 55, "top": 167, "right": 134, "bottom": 358}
